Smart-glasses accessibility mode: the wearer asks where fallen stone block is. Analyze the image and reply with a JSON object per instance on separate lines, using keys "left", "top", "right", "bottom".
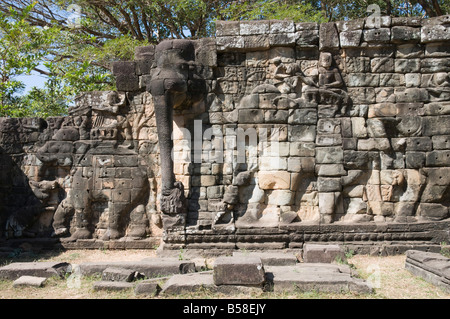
{"left": 160, "top": 271, "right": 262, "bottom": 295}
{"left": 265, "top": 264, "right": 372, "bottom": 294}
{"left": 213, "top": 256, "right": 265, "bottom": 286}
{"left": 405, "top": 250, "right": 450, "bottom": 293}
{"left": 102, "top": 267, "right": 136, "bottom": 282}
{"left": 93, "top": 281, "right": 135, "bottom": 291}
{"left": 134, "top": 278, "right": 165, "bottom": 296}
{"left": 13, "top": 276, "right": 47, "bottom": 288}
{"left": 0, "top": 262, "right": 71, "bottom": 280}
{"left": 303, "top": 244, "right": 345, "bottom": 263}
{"left": 79, "top": 258, "right": 195, "bottom": 278}
{"left": 232, "top": 251, "right": 299, "bottom": 266}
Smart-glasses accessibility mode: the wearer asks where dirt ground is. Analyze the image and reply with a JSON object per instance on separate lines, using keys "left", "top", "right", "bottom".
{"left": 0, "top": 249, "right": 449, "bottom": 299}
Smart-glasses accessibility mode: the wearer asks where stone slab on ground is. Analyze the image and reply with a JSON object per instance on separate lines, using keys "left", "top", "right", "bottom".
{"left": 265, "top": 263, "right": 373, "bottom": 294}
{"left": 405, "top": 250, "right": 450, "bottom": 293}
{"left": 0, "top": 262, "right": 71, "bottom": 280}
{"left": 12, "top": 276, "right": 47, "bottom": 288}
{"left": 92, "top": 281, "right": 135, "bottom": 291}
{"left": 232, "top": 251, "right": 299, "bottom": 266}
{"left": 79, "top": 258, "right": 195, "bottom": 278}
{"left": 302, "top": 244, "right": 345, "bottom": 263}
{"left": 213, "top": 256, "right": 265, "bottom": 286}
{"left": 134, "top": 277, "right": 166, "bottom": 296}
{"left": 160, "top": 271, "right": 263, "bottom": 295}
{"left": 102, "top": 267, "right": 136, "bottom": 282}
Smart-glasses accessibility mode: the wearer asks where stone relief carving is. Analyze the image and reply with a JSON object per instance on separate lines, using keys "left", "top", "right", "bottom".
{"left": 0, "top": 17, "right": 449, "bottom": 251}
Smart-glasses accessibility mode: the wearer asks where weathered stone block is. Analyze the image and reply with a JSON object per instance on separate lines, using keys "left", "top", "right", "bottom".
{"left": 13, "top": 276, "right": 47, "bottom": 288}
{"left": 343, "top": 151, "right": 370, "bottom": 169}
{"left": 296, "top": 29, "right": 319, "bottom": 47}
{"left": 135, "top": 279, "right": 162, "bottom": 296}
{"left": 319, "top": 22, "right": 339, "bottom": 49}
{"left": 317, "top": 164, "right": 346, "bottom": 176}
{"left": 267, "top": 190, "right": 294, "bottom": 206}
{"left": 213, "top": 257, "right": 265, "bottom": 286}
{"left": 368, "top": 103, "right": 397, "bottom": 117}
{"left": 264, "top": 110, "right": 289, "bottom": 123}
{"left": 317, "top": 177, "right": 342, "bottom": 192}
{"left": 102, "top": 267, "right": 135, "bottom": 282}
{"left": 244, "top": 35, "right": 270, "bottom": 50}
{"left": 405, "top": 152, "right": 426, "bottom": 169}
{"left": 240, "top": 20, "right": 270, "bottom": 35}
{"left": 347, "top": 88, "right": 375, "bottom": 104}
{"left": 405, "top": 137, "right": 432, "bottom": 152}
{"left": 216, "top": 36, "right": 245, "bottom": 51}
{"left": 347, "top": 73, "right": 379, "bottom": 87}
{"left": 432, "top": 135, "right": 450, "bottom": 150}
{"left": 395, "top": 88, "right": 429, "bottom": 103}
{"left": 391, "top": 26, "right": 421, "bottom": 43}
{"left": 421, "top": 24, "right": 450, "bottom": 43}
{"left": 417, "top": 203, "right": 449, "bottom": 220}
{"left": 426, "top": 150, "right": 450, "bottom": 167}
{"left": 363, "top": 28, "right": 391, "bottom": 43}
{"left": 396, "top": 103, "right": 424, "bottom": 116}
{"left": 339, "top": 30, "right": 362, "bottom": 48}
{"left": 392, "top": 17, "right": 422, "bottom": 27}
{"left": 238, "top": 109, "right": 264, "bottom": 124}
{"left": 421, "top": 58, "right": 450, "bottom": 72}
{"left": 93, "top": 281, "right": 134, "bottom": 291}
{"left": 316, "top": 147, "right": 344, "bottom": 164}
{"left": 316, "top": 134, "right": 343, "bottom": 146}
{"left": 215, "top": 21, "right": 240, "bottom": 37}
{"left": 379, "top": 73, "right": 405, "bottom": 87}
{"left": 395, "top": 59, "right": 421, "bottom": 73}
{"left": 0, "top": 262, "right": 70, "bottom": 280}
{"left": 289, "top": 142, "right": 315, "bottom": 157}
{"left": 370, "top": 57, "right": 394, "bottom": 73}
{"left": 303, "top": 244, "right": 345, "bottom": 263}
{"left": 288, "top": 109, "right": 318, "bottom": 125}
{"left": 258, "top": 171, "right": 291, "bottom": 190}
{"left": 358, "top": 138, "right": 390, "bottom": 151}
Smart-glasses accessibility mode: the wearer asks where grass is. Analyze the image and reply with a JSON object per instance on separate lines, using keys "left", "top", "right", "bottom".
{"left": 0, "top": 249, "right": 449, "bottom": 299}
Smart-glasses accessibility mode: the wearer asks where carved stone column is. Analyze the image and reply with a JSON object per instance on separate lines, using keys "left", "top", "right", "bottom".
{"left": 148, "top": 39, "right": 195, "bottom": 229}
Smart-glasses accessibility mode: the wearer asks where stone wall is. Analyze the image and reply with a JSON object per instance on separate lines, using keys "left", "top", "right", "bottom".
{"left": 1, "top": 16, "right": 450, "bottom": 253}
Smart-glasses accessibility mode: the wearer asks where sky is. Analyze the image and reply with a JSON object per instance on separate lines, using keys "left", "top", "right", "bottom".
{"left": 16, "top": 72, "right": 47, "bottom": 93}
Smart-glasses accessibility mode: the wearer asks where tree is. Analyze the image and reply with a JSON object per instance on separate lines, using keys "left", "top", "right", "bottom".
{"left": 0, "top": 3, "right": 62, "bottom": 116}
{"left": 219, "top": 0, "right": 327, "bottom": 22}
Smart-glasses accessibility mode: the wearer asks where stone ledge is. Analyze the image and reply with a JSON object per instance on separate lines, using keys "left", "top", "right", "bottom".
{"left": 0, "top": 262, "right": 70, "bottom": 280}
{"left": 405, "top": 250, "right": 450, "bottom": 293}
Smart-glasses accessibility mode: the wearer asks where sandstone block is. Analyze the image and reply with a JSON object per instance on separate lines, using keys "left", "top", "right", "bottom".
{"left": 258, "top": 171, "right": 291, "bottom": 190}
{"left": 303, "top": 244, "right": 345, "bottom": 263}
{"left": 319, "top": 22, "right": 339, "bottom": 49}
{"left": 391, "top": 26, "right": 421, "bottom": 43}
{"left": 13, "top": 276, "right": 47, "bottom": 288}
{"left": 339, "top": 30, "right": 362, "bottom": 48}
{"left": 316, "top": 147, "right": 344, "bottom": 164}
{"left": 421, "top": 24, "right": 450, "bottom": 43}
{"left": 417, "top": 203, "right": 449, "bottom": 220}
{"left": 267, "top": 190, "right": 294, "bottom": 206}
{"left": 363, "top": 28, "right": 391, "bottom": 43}
{"left": 102, "top": 267, "right": 135, "bottom": 282}
{"left": 213, "top": 257, "right": 265, "bottom": 286}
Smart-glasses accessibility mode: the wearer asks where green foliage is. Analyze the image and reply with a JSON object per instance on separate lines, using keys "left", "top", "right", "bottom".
{"left": 219, "top": 0, "right": 327, "bottom": 22}
{"left": 0, "top": 3, "right": 60, "bottom": 116}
